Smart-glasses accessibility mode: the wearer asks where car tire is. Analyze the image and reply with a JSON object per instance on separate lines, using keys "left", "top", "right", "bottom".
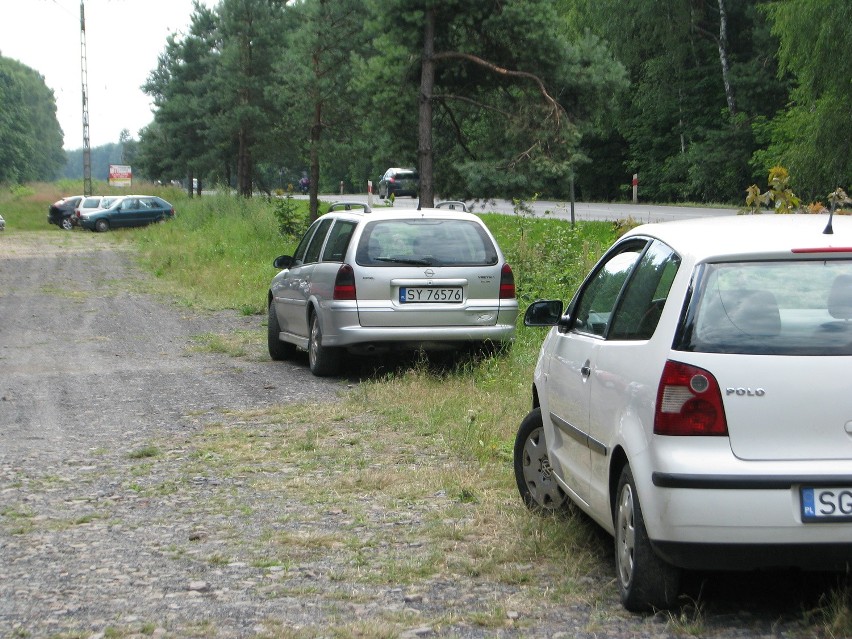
{"left": 94, "top": 219, "right": 109, "bottom": 233}
{"left": 61, "top": 217, "right": 73, "bottom": 231}
{"left": 614, "top": 464, "right": 681, "bottom": 612}
{"left": 308, "top": 312, "right": 342, "bottom": 377}
{"left": 267, "top": 300, "right": 296, "bottom": 361}
{"left": 514, "top": 408, "right": 570, "bottom": 513}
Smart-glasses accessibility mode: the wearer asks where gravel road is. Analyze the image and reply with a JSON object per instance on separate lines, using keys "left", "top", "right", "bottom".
{"left": 0, "top": 233, "right": 841, "bottom": 638}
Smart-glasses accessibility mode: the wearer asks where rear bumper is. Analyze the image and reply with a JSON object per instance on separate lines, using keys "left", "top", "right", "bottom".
{"left": 644, "top": 480, "right": 852, "bottom": 570}
{"left": 317, "top": 302, "right": 517, "bottom": 349}
{"left": 332, "top": 323, "right": 517, "bottom": 348}
{"left": 653, "top": 540, "right": 852, "bottom": 571}
{"left": 625, "top": 440, "right": 852, "bottom": 570}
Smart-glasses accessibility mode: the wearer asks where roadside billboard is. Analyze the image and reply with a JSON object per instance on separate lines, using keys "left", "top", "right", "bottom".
{"left": 109, "top": 164, "right": 132, "bottom": 188}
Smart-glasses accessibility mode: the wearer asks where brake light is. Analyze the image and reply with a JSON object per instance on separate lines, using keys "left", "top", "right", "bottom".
{"left": 499, "top": 263, "right": 516, "bottom": 299}
{"left": 333, "top": 264, "right": 356, "bottom": 300}
{"left": 654, "top": 360, "right": 728, "bottom": 436}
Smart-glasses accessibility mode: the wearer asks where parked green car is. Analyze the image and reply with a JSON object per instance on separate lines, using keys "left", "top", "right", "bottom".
{"left": 78, "top": 195, "right": 175, "bottom": 232}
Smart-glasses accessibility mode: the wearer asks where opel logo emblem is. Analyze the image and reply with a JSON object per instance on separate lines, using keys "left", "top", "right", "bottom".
{"left": 424, "top": 269, "right": 435, "bottom": 277}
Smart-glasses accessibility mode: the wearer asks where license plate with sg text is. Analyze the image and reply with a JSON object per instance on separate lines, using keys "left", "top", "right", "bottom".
{"left": 800, "top": 486, "right": 852, "bottom": 522}
{"left": 399, "top": 287, "right": 463, "bottom": 303}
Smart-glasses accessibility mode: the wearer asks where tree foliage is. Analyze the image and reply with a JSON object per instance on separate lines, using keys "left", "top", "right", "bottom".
{"left": 2, "top": 0, "right": 847, "bottom": 205}
{"left": 357, "top": 0, "right": 628, "bottom": 202}
{"left": 756, "top": 0, "right": 851, "bottom": 200}
{"left": 0, "top": 57, "right": 65, "bottom": 183}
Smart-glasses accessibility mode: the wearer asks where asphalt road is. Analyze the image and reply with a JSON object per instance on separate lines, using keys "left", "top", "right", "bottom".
{"left": 294, "top": 193, "right": 738, "bottom": 222}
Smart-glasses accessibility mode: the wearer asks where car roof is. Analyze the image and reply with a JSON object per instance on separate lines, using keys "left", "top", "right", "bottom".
{"left": 326, "top": 206, "right": 484, "bottom": 224}
{"left": 623, "top": 214, "right": 852, "bottom": 262}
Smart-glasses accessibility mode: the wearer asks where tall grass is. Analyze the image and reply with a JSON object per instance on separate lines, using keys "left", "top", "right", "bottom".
{"left": 124, "top": 190, "right": 619, "bottom": 465}
{"left": 133, "top": 192, "right": 308, "bottom": 314}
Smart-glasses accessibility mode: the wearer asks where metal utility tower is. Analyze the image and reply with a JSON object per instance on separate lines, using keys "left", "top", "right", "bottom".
{"left": 80, "top": 0, "right": 92, "bottom": 196}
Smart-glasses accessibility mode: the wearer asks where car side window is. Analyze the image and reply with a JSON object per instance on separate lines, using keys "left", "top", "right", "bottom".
{"left": 303, "top": 218, "right": 333, "bottom": 265}
{"left": 572, "top": 240, "right": 647, "bottom": 337}
{"left": 608, "top": 241, "right": 681, "bottom": 340}
{"left": 291, "top": 220, "right": 321, "bottom": 267}
{"left": 321, "top": 221, "right": 357, "bottom": 262}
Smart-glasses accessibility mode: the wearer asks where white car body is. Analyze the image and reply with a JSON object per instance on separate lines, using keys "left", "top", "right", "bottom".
{"left": 517, "top": 213, "right": 852, "bottom": 610}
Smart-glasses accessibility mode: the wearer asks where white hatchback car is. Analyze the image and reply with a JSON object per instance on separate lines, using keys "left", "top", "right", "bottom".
{"left": 268, "top": 202, "right": 518, "bottom": 376}
{"left": 516, "top": 213, "right": 852, "bottom": 611}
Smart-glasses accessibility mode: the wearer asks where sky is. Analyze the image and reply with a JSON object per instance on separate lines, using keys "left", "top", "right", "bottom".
{"left": 0, "top": 0, "right": 215, "bottom": 150}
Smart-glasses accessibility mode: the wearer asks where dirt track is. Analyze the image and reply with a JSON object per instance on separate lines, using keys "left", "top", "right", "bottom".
{"left": 0, "top": 232, "right": 843, "bottom": 638}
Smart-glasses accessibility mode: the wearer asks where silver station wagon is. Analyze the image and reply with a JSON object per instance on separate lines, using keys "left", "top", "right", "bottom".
{"left": 268, "top": 202, "right": 518, "bottom": 376}
{"left": 517, "top": 213, "right": 852, "bottom": 611}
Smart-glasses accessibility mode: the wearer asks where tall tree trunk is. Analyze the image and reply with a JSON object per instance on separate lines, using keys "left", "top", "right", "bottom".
{"left": 309, "top": 103, "right": 322, "bottom": 222}
{"left": 418, "top": 7, "right": 435, "bottom": 207}
{"left": 717, "top": 0, "right": 737, "bottom": 117}
{"left": 237, "top": 125, "right": 253, "bottom": 197}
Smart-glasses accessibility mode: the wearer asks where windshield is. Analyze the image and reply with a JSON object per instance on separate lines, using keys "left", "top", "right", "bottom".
{"left": 355, "top": 218, "right": 498, "bottom": 267}
{"left": 678, "top": 259, "right": 852, "bottom": 355}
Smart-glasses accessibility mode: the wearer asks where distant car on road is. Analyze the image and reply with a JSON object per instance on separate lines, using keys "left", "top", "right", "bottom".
{"left": 516, "top": 213, "right": 852, "bottom": 612}
{"left": 268, "top": 201, "right": 517, "bottom": 376}
{"left": 77, "top": 195, "right": 176, "bottom": 232}
{"left": 48, "top": 195, "right": 84, "bottom": 230}
{"left": 378, "top": 168, "right": 419, "bottom": 199}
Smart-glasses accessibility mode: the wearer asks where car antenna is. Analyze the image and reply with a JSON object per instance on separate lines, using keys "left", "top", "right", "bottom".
{"left": 823, "top": 203, "right": 835, "bottom": 235}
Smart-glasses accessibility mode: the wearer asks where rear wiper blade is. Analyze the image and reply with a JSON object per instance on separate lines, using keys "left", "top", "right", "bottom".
{"left": 373, "top": 257, "right": 433, "bottom": 265}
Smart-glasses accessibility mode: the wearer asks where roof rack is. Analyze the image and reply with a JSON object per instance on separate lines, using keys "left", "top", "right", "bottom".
{"left": 328, "top": 201, "right": 372, "bottom": 213}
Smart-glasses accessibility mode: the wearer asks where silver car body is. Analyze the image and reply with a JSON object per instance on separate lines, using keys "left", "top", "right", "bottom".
{"left": 269, "top": 205, "right": 518, "bottom": 365}
{"left": 530, "top": 214, "right": 852, "bottom": 573}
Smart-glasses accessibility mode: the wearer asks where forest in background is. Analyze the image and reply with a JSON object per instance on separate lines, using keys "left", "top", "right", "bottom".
{"left": 1, "top": 0, "right": 849, "bottom": 205}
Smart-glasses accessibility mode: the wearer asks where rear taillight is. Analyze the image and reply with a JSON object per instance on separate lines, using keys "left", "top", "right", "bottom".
{"left": 499, "top": 263, "right": 515, "bottom": 299}
{"left": 654, "top": 360, "right": 728, "bottom": 436}
{"left": 75, "top": 210, "right": 81, "bottom": 218}
{"left": 333, "top": 264, "right": 356, "bottom": 300}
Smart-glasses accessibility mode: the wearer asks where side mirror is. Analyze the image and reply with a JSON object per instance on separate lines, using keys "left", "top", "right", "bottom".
{"left": 524, "top": 300, "right": 564, "bottom": 326}
{"left": 272, "top": 255, "right": 293, "bottom": 269}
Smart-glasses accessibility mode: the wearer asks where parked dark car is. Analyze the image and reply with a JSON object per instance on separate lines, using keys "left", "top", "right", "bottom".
{"left": 378, "top": 168, "right": 419, "bottom": 199}
{"left": 77, "top": 195, "right": 176, "bottom": 232}
{"left": 48, "top": 195, "right": 84, "bottom": 230}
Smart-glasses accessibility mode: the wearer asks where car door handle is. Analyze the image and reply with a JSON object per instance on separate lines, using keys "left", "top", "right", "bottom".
{"left": 581, "top": 359, "right": 591, "bottom": 378}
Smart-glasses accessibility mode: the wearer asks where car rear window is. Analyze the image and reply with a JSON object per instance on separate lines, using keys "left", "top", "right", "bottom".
{"left": 355, "top": 218, "right": 498, "bottom": 267}
{"left": 678, "top": 259, "right": 852, "bottom": 355}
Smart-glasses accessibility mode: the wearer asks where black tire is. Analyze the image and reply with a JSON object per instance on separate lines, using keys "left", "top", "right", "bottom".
{"left": 614, "top": 465, "right": 681, "bottom": 612}
{"left": 514, "top": 408, "right": 570, "bottom": 513}
{"left": 60, "top": 217, "right": 73, "bottom": 231}
{"left": 94, "top": 219, "right": 109, "bottom": 233}
{"left": 308, "top": 313, "right": 342, "bottom": 376}
{"left": 267, "top": 300, "right": 296, "bottom": 361}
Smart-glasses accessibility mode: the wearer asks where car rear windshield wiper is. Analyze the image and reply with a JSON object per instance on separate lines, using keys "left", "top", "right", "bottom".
{"left": 373, "top": 257, "right": 433, "bottom": 265}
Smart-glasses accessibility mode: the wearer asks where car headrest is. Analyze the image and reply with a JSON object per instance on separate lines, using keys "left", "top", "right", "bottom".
{"left": 728, "top": 290, "right": 781, "bottom": 337}
{"left": 828, "top": 274, "right": 852, "bottom": 320}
